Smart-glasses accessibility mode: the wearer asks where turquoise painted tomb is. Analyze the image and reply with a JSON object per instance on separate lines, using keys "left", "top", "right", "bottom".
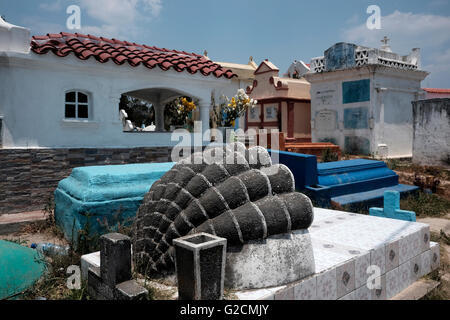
{"left": 54, "top": 162, "right": 175, "bottom": 243}
{"left": 0, "top": 240, "right": 46, "bottom": 299}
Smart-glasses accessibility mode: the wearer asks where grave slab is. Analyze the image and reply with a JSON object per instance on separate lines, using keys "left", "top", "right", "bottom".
{"left": 234, "top": 207, "right": 438, "bottom": 300}
{"left": 54, "top": 162, "right": 174, "bottom": 244}
{"left": 81, "top": 207, "right": 439, "bottom": 300}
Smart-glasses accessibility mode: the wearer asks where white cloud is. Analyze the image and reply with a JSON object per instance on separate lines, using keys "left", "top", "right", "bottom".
{"left": 79, "top": 0, "right": 161, "bottom": 26}
{"left": 76, "top": 0, "right": 162, "bottom": 39}
{"left": 342, "top": 10, "right": 450, "bottom": 88}
{"left": 21, "top": 16, "right": 65, "bottom": 35}
{"left": 39, "top": 0, "right": 64, "bottom": 12}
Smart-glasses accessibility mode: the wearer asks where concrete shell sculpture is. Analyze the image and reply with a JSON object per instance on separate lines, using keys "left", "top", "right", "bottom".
{"left": 132, "top": 143, "right": 314, "bottom": 275}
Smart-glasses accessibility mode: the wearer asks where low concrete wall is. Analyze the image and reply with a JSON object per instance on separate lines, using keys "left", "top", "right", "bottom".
{"left": 0, "top": 147, "right": 172, "bottom": 214}
{"left": 412, "top": 99, "right": 450, "bottom": 168}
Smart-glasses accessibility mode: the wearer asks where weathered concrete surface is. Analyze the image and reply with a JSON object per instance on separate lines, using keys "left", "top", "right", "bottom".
{"left": 225, "top": 229, "right": 315, "bottom": 290}
{"left": 391, "top": 279, "right": 440, "bottom": 300}
{"left": 412, "top": 98, "right": 450, "bottom": 167}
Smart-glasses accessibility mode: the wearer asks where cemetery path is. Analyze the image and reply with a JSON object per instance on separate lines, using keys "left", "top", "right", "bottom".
{"left": 418, "top": 215, "right": 450, "bottom": 234}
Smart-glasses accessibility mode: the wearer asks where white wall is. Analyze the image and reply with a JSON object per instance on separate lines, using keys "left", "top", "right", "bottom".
{"left": 0, "top": 52, "right": 241, "bottom": 148}
{"left": 412, "top": 99, "right": 450, "bottom": 167}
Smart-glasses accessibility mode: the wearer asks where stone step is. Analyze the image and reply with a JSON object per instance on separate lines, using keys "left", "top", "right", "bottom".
{"left": 331, "top": 184, "right": 418, "bottom": 207}
{"left": 317, "top": 159, "right": 386, "bottom": 176}
{"left": 325, "top": 175, "right": 399, "bottom": 198}
{"left": 0, "top": 211, "right": 46, "bottom": 235}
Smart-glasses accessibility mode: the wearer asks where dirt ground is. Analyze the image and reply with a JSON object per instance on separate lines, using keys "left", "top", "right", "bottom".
{"left": 0, "top": 230, "right": 68, "bottom": 248}
{"left": 419, "top": 214, "right": 450, "bottom": 299}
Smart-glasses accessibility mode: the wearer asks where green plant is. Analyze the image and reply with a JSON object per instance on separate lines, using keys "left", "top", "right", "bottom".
{"left": 22, "top": 245, "right": 87, "bottom": 300}
{"left": 3, "top": 238, "right": 27, "bottom": 246}
{"left": 387, "top": 158, "right": 399, "bottom": 170}
{"left": 320, "top": 148, "right": 339, "bottom": 163}
{"left": 76, "top": 213, "right": 100, "bottom": 256}
{"left": 21, "top": 195, "right": 64, "bottom": 239}
{"left": 400, "top": 192, "right": 450, "bottom": 217}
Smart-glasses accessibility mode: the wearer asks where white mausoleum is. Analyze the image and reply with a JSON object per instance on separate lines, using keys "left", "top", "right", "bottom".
{"left": 305, "top": 40, "right": 429, "bottom": 158}
{"left": 0, "top": 17, "right": 249, "bottom": 149}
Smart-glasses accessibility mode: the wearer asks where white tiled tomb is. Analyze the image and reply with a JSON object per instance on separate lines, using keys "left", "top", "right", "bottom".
{"left": 235, "top": 207, "right": 439, "bottom": 300}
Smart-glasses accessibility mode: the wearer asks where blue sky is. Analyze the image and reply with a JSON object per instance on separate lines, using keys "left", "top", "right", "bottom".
{"left": 1, "top": 0, "right": 450, "bottom": 87}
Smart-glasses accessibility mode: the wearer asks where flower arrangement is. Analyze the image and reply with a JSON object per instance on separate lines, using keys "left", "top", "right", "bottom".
{"left": 167, "top": 97, "right": 197, "bottom": 126}
{"left": 218, "top": 89, "right": 257, "bottom": 127}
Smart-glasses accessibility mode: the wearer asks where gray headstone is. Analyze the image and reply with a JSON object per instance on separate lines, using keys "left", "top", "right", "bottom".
{"left": 100, "top": 233, "right": 132, "bottom": 288}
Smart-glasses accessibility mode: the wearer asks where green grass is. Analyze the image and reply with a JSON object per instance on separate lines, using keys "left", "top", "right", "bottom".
{"left": 400, "top": 192, "right": 450, "bottom": 217}
{"left": 21, "top": 251, "right": 91, "bottom": 300}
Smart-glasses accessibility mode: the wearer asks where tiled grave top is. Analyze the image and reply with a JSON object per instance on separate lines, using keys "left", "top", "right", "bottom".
{"left": 235, "top": 207, "right": 433, "bottom": 300}
{"left": 312, "top": 208, "right": 425, "bottom": 253}
{"left": 310, "top": 208, "right": 427, "bottom": 273}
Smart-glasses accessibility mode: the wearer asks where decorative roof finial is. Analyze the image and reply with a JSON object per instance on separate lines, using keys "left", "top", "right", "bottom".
{"left": 381, "top": 36, "right": 392, "bottom": 52}
{"left": 203, "top": 50, "right": 208, "bottom": 57}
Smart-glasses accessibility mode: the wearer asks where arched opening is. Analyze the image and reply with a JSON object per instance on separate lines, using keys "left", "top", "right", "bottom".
{"left": 119, "top": 88, "right": 199, "bottom": 132}
{"left": 119, "top": 94, "right": 155, "bottom": 130}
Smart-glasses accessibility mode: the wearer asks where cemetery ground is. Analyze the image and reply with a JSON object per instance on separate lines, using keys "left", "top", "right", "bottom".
{"left": 1, "top": 160, "right": 449, "bottom": 300}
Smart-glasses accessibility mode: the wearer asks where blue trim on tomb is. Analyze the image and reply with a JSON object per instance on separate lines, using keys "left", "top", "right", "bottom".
{"left": 54, "top": 162, "right": 175, "bottom": 244}
{"left": 342, "top": 79, "right": 370, "bottom": 104}
{"left": 344, "top": 107, "right": 369, "bottom": 129}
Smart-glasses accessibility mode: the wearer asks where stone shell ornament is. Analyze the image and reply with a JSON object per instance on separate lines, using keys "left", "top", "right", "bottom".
{"left": 132, "top": 143, "right": 314, "bottom": 275}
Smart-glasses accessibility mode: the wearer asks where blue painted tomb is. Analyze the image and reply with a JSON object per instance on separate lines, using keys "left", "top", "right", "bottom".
{"left": 268, "top": 151, "right": 418, "bottom": 211}
{"left": 304, "top": 159, "right": 418, "bottom": 210}
{"left": 54, "top": 162, "right": 175, "bottom": 244}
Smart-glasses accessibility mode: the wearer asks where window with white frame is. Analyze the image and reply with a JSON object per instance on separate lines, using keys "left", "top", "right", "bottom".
{"left": 65, "top": 91, "right": 89, "bottom": 119}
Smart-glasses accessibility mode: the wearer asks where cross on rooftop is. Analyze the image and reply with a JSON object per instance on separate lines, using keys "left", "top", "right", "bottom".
{"left": 369, "top": 190, "right": 416, "bottom": 222}
{"left": 381, "top": 36, "right": 390, "bottom": 45}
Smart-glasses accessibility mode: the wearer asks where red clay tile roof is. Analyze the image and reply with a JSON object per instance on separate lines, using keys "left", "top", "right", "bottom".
{"left": 30, "top": 32, "right": 237, "bottom": 79}
{"left": 423, "top": 88, "right": 450, "bottom": 94}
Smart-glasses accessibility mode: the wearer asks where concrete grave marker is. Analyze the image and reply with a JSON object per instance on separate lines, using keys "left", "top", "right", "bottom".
{"left": 369, "top": 190, "right": 416, "bottom": 222}
{"left": 87, "top": 233, "right": 148, "bottom": 300}
{"left": 173, "top": 233, "right": 227, "bottom": 300}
